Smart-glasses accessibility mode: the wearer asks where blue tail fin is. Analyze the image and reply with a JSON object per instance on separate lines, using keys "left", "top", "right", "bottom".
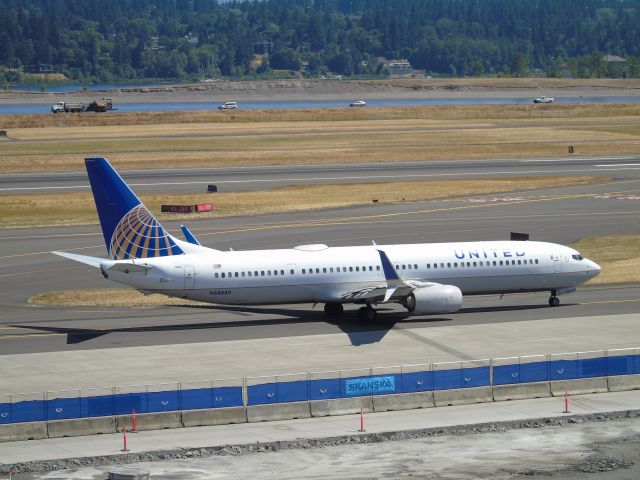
{"left": 85, "top": 157, "right": 183, "bottom": 259}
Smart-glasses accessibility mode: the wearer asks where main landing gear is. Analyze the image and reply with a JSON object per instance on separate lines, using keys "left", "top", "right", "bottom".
{"left": 357, "top": 305, "right": 377, "bottom": 322}
{"left": 548, "top": 289, "right": 560, "bottom": 307}
{"left": 323, "top": 302, "right": 378, "bottom": 321}
{"left": 324, "top": 302, "right": 344, "bottom": 317}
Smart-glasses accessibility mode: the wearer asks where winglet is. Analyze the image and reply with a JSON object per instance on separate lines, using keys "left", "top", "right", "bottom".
{"left": 180, "top": 225, "right": 201, "bottom": 246}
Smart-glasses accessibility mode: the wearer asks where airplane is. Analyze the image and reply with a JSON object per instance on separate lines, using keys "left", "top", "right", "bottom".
{"left": 53, "top": 157, "right": 601, "bottom": 322}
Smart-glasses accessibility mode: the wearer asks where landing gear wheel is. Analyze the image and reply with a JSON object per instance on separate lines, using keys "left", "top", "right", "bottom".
{"left": 548, "top": 296, "right": 560, "bottom": 307}
{"left": 357, "top": 306, "right": 377, "bottom": 322}
{"left": 324, "top": 302, "right": 344, "bottom": 318}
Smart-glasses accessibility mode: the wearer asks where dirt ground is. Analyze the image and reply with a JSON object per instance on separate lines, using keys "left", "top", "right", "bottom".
{"left": 17, "top": 417, "right": 640, "bottom": 480}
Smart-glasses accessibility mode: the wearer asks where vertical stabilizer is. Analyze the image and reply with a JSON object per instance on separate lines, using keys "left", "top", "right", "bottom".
{"left": 85, "top": 157, "right": 183, "bottom": 259}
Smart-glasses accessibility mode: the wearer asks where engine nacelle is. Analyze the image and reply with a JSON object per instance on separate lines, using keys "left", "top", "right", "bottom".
{"left": 411, "top": 284, "right": 463, "bottom": 314}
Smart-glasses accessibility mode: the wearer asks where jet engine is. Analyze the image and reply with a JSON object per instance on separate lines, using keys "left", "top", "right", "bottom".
{"left": 407, "top": 284, "right": 463, "bottom": 314}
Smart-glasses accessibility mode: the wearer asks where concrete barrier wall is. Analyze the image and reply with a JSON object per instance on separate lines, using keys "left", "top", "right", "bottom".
{"left": 607, "top": 374, "right": 640, "bottom": 392}
{"left": 47, "top": 417, "right": 116, "bottom": 438}
{"left": 0, "top": 421, "right": 47, "bottom": 441}
{"left": 115, "top": 412, "right": 183, "bottom": 432}
{"left": 247, "top": 402, "right": 310, "bottom": 422}
{"left": 310, "top": 397, "right": 373, "bottom": 417}
{"left": 492, "top": 382, "right": 551, "bottom": 402}
{"left": 434, "top": 387, "right": 493, "bottom": 407}
{"left": 372, "top": 392, "right": 434, "bottom": 412}
{"left": 549, "top": 378, "right": 608, "bottom": 396}
{"left": 182, "top": 407, "right": 246, "bottom": 427}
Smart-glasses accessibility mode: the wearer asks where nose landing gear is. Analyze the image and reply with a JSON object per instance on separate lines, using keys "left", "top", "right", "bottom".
{"left": 548, "top": 289, "right": 560, "bottom": 307}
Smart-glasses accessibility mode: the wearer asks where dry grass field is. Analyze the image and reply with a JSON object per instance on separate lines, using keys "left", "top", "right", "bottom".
{"left": 0, "top": 104, "right": 639, "bottom": 174}
{"left": 0, "top": 176, "right": 607, "bottom": 229}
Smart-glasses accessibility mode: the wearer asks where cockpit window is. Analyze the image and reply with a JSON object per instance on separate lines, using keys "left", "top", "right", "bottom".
{"left": 571, "top": 254, "right": 584, "bottom": 261}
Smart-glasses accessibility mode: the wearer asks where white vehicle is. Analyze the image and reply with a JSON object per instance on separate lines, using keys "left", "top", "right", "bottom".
{"left": 51, "top": 101, "right": 85, "bottom": 113}
{"left": 533, "top": 96, "right": 555, "bottom": 104}
{"left": 349, "top": 100, "right": 366, "bottom": 107}
{"left": 54, "top": 158, "right": 601, "bottom": 321}
{"left": 218, "top": 101, "right": 238, "bottom": 110}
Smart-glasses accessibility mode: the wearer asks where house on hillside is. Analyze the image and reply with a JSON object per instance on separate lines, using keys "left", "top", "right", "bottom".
{"left": 384, "top": 60, "right": 414, "bottom": 77}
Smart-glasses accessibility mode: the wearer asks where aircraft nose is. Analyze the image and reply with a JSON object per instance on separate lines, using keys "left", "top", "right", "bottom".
{"left": 587, "top": 259, "right": 601, "bottom": 276}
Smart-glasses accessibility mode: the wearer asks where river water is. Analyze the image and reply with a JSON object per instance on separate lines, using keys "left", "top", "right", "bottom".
{"left": 1, "top": 96, "right": 639, "bottom": 115}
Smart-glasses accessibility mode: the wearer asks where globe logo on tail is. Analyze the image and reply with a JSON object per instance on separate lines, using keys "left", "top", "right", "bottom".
{"left": 109, "top": 204, "right": 183, "bottom": 259}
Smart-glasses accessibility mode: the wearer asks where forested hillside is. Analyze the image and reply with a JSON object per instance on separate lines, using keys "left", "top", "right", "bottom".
{"left": 1, "top": 0, "right": 639, "bottom": 84}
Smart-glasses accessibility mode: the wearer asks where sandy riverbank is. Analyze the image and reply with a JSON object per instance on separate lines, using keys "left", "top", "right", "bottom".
{"left": 1, "top": 78, "right": 640, "bottom": 104}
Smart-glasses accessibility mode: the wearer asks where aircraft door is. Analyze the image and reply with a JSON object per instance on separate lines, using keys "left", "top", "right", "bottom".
{"left": 553, "top": 252, "right": 561, "bottom": 273}
{"left": 184, "top": 265, "right": 195, "bottom": 289}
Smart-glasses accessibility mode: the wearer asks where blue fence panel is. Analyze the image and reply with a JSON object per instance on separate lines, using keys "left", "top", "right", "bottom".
{"left": 401, "top": 370, "right": 433, "bottom": 392}
{"left": 519, "top": 361, "right": 549, "bottom": 383}
{"left": 11, "top": 400, "right": 46, "bottom": 423}
{"left": 277, "top": 380, "right": 309, "bottom": 403}
{"left": 549, "top": 359, "right": 578, "bottom": 381}
{"left": 114, "top": 392, "right": 147, "bottom": 415}
{"left": 461, "top": 366, "right": 490, "bottom": 388}
{"left": 147, "top": 390, "right": 180, "bottom": 413}
{"left": 607, "top": 355, "right": 635, "bottom": 376}
{"left": 47, "top": 397, "right": 81, "bottom": 421}
{"left": 309, "top": 378, "right": 341, "bottom": 400}
{"left": 82, "top": 394, "right": 114, "bottom": 418}
{"left": 182, "top": 388, "right": 214, "bottom": 410}
{"left": 635, "top": 354, "right": 640, "bottom": 374}
{"left": 0, "top": 403, "right": 11, "bottom": 424}
{"left": 493, "top": 364, "right": 521, "bottom": 385}
{"left": 247, "top": 383, "right": 277, "bottom": 405}
{"left": 434, "top": 367, "right": 463, "bottom": 390}
{"left": 213, "top": 386, "right": 243, "bottom": 408}
{"left": 578, "top": 357, "right": 607, "bottom": 378}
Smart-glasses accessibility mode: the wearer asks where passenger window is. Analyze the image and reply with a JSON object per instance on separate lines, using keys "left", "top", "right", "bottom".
{"left": 466, "top": 262, "right": 470, "bottom": 267}
{"left": 454, "top": 263, "right": 457, "bottom": 267}
{"left": 402, "top": 265, "right": 406, "bottom": 270}
{"left": 254, "top": 271, "right": 258, "bottom": 276}
{"left": 440, "top": 263, "right": 444, "bottom": 268}
{"left": 221, "top": 273, "right": 225, "bottom": 278}
{"left": 493, "top": 261, "right": 496, "bottom": 266}
{"left": 447, "top": 263, "right": 451, "bottom": 268}
{"left": 343, "top": 267, "right": 347, "bottom": 272}
{"left": 349, "top": 267, "right": 353, "bottom": 272}
{"left": 499, "top": 261, "right": 503, "bottom": 266}
{"left": 479, "top": 261, "right": 483, "bottom": 266}
{"left": 517, "top": 260, "right": 521, "bottom": 265}
{"left": 535, "top": 259, "right": 539, "bottom": 264}
{"left": 215, "top": 273, "right": 219, "bottom": 278}
{"left": 302, "top": 269, "right": 306, "bottom": 274}
{"left": 356, "top": 266, "right": 360, "bottom": 272}
{"left": 473, "top": 262, "right": 477, "bottom": 267}
{"left": 241, "top": 272, "right": 245, "bottom": 277}
{"left": 290, "top": 269, "right": 294, "bottom": 274}
{"left": 369, "top": 266, "right": 373, "bottom": 271}
{"left": 234, "top": 272, "right": 239, "bottom": 277}
{"left": 323, "top": 268, "right": 327, "bottom": 273}
{"left": 427, "top": 264, "right": 430, "bottom": 269}
{"left": 433, "top": 264, "right": 438, "bottom": 269}
{"left": 316, "top": 268, "right": 320, "bottom": 273}
{"left": 376, "top": 266, "right": 380, "bottom": 271}
{"left": 414, "top": 264, "right": 418, "bottom": 269}
{"left": 261, "top": 271, "right": 265, "bottom": 276}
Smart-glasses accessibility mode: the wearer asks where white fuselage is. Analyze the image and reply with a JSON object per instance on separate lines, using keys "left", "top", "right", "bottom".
{"left": 103, "top": 241, "right": 600, "bottom": 306}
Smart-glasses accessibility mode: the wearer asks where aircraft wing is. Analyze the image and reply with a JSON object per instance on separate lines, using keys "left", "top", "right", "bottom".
{"left": 337, "top": 249, "right": 415, "bottom": 303}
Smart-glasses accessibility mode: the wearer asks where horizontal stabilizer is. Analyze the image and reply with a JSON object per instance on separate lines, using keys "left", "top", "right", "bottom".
{"left": 51, "top": 251, "right": 104, "bottom": 268}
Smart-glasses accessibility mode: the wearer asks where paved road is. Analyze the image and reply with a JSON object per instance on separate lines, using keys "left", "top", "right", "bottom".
{"left": 1, "top": 176, "right": 639, "bottom": 359}
{"left": 1, "top": 155, "right": 640, "bottom": 194}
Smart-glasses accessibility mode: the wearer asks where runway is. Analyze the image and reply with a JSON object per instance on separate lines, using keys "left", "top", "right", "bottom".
{"left": 1, "top": 171, "right": 639, "bottom": 364}
{"left": 2, "top": 155, "right": 640, "bottom": 194}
